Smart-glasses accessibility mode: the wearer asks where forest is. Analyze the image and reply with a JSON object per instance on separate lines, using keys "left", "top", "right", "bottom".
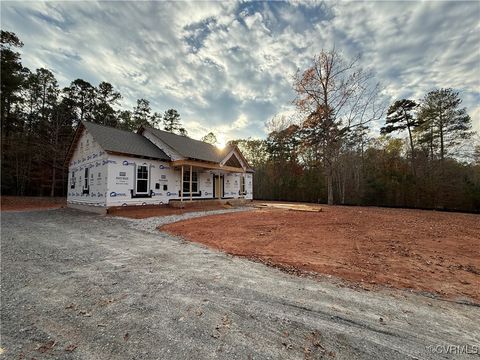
{"left": 2, "top": 30, "right": 479, "bottom": 211}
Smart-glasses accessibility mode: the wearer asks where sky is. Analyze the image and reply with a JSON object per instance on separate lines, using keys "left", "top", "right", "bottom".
{"left": 2, "top": 1, "right": 479, "bottom": 146}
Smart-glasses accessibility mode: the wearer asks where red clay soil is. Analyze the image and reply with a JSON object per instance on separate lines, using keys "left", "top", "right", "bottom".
{"left": 1, "top": 196, "right": 66, "bottom": 211}
{"left": 108, "top": 203, "right": 238, "bottom": 219}
{"left": 162, "top": 206, "right": 480, "bottom": 302}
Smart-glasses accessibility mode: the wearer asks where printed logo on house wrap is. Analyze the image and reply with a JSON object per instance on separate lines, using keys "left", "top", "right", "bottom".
{"left": 110, "top": 192, "right": 127, "bottom": 197}
{"left": 159, "top": 165, "right": 170, "bottom": 170}
{"left": 122, "top": 160, "right": 135, "bottom": 166}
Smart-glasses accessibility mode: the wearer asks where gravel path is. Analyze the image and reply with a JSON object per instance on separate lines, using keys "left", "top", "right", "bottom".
{"left": 1, "top": 208, "right": 479, "bottom": 359}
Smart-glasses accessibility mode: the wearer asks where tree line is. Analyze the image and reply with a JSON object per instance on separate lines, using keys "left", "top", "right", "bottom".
{"left": 1, "top": 30, "right": 188, "bottom": 196}
{"left": 2, "top": 31, "right": 479, "bottom": 211}
{"left": 232, "top": 50, "right": 479, "bottom": 212}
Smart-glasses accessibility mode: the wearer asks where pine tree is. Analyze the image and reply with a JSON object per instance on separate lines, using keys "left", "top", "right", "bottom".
{"left": 417, "top": 89, "right": 473, "bottom": 161}
{"left": 381, "top": 99, "right": 419, "bottom": 154}
{"left": 201, "top": 132, "right": 217, "bottom": 144}
{"left": 162, "top": 108, "right": 182, "bottom": 133}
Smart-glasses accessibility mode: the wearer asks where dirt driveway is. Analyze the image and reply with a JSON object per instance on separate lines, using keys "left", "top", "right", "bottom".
{"left": 1, "top": 209, "right": 479, "bottom": 359}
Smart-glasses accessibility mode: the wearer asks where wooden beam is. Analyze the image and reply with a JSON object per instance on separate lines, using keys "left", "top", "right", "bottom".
{"left": 171, "top": 159, "right": 244, "bottom": 173}
{"left": 189, "top": 165, "right": 192, "bottom": 202}
{"left": 180, "top": 165, "right": 183, "bottom": 202}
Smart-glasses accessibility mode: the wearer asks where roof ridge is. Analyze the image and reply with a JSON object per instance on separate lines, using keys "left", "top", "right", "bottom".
{"left": 81, "top": 120, "right": 139, "bottom": 136}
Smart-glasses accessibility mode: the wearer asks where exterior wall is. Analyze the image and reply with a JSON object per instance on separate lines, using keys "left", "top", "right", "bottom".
{"left": 106, "top": 154, "right": 179, "bottom": 206}
{"left": 223, "top": 173, "right": 253, "bottom": 200}
{"left": 245, "top": 173, "right": 253, "bottom": 200}
{"left": 105, "top": 155, "right": 226, "bottom": 206}
{"left": 67, "top": 130, "right": 108, "bottom": 207}
{"left": 224, "top": 173, "right": 240, "bottom": 198}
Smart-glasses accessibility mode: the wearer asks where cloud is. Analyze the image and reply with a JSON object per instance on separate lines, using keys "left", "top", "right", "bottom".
{"left": 1, "top": 0, "right": 478, "bottom": 142}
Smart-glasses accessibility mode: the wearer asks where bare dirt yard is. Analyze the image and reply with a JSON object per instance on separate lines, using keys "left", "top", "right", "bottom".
{"left": 162, "top": 204, "right": 480, "bottom": 303}
{"left": 1, "top": 196, "right": 66, "bottom": 211}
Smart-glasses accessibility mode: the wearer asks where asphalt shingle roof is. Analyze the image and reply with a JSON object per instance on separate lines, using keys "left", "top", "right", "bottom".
{"left": 82, "top": 121, "right": 170, "bottom": 161}
{"left": 144, "top": 127, "right": 229, "bottom": 163}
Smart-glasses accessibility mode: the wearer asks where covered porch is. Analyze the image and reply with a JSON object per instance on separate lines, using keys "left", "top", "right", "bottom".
{"left": 171, "top": 159, "right": 246, "bottom": 203}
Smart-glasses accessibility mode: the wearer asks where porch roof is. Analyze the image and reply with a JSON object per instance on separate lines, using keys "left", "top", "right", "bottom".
{"left": 171, "top": 159, "right": 245, "bottom": 173}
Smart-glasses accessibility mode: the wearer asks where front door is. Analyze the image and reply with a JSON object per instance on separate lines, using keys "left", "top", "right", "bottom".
{"left": 214, "top": 175, "right": 223, "bottom": 199}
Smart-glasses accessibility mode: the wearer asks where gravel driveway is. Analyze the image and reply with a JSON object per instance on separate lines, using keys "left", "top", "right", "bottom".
{"left": 1, "top": 208, "right": 478, "bottom": 359}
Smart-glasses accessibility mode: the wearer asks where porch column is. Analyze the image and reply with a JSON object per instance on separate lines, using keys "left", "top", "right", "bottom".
{"left": 217, "top": 174, "right": 220, "bottom": 199}
{"left": 189, "top": 165, "right": 193, "bottom": 202}
{"left": 180, "top": 165, "right": 183, "bottom": 202}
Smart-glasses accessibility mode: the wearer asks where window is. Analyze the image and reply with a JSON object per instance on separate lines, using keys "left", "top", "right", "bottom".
{"left": 182, "top": 170, "right": 198, "bottom": 194}
{"left": 70, "top": 171, "right": 76, "bottom": 189}
{"left": 83, "top": 168, "right": 89, "bottom": 194}
{"left": 240, "top": 175, "right": 246, "bottom": 195}
{"left": 136, "top": 165, "right": 149, "bottom": 194}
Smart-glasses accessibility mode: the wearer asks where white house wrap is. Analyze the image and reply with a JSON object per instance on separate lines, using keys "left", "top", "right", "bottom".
{"left": 66, "top": 121, "right": 253, "bottom": 211}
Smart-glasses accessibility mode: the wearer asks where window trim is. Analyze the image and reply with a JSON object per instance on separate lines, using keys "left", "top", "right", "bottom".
{"left": 182, "top": 170, "right": 199, "bottom": 195}
{"left": 240, "top": 174, "right": 246, "bottom": 196}
{"left": 70, "top": 170, "right": 76, "bottom": 189}
{"left": 83, "top": 167, "right": 89, "bottom": 194}
{"left": 135, "top": 164, "right": 150, "bottom": 195}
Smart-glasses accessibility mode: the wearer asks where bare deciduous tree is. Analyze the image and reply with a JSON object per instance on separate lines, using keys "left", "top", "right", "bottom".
{"left": 293, "top": 48, "right": 384, "bottom": 204}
